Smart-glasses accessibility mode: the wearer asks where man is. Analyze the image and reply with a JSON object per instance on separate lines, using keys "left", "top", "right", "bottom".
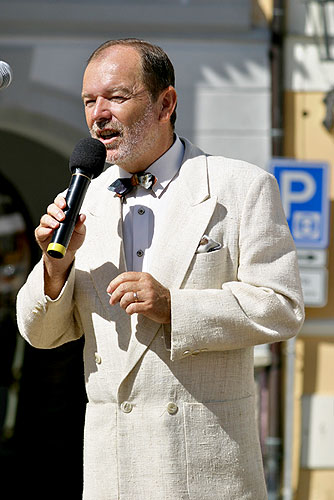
{"left": 17, "top": 39, "right": 304, "bottom": 500}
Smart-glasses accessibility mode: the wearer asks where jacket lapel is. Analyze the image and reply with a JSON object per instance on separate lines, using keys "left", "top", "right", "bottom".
{"left": 84, "top": 169, "right": 127, "bottom": 324}
{"left": 121, "top": 141, "right": 217, "bottom": 382}
{"left": 148, "top": 148, "right": 217, "bottom": 289}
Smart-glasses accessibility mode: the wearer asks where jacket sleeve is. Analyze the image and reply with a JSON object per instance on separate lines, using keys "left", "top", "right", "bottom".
{"left": 169, "top": 171, "right": 305, "bottom": 361}
{"left": 16, "top": 258, "right": 82, "bottom": 349}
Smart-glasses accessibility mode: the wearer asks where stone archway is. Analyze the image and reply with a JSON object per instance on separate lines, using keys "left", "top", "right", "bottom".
{"left": 0, "top": 129, "right": 72, "bottom": 226}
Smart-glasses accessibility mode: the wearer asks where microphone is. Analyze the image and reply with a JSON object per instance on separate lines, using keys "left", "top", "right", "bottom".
{"left": 47, "top": 137, "right": 106, "bottom": 259}
{"left": 0, "top": 61, "right": 13, "bottom": 90}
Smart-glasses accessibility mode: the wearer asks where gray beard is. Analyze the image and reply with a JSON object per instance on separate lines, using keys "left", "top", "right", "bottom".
{"left": 90, "top": 102, "right": 159, "bottom": 168}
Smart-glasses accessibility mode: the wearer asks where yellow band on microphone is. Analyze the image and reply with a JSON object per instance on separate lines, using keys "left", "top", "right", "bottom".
{"left": 47, "top": 242, "right": 67, "bottom": 258}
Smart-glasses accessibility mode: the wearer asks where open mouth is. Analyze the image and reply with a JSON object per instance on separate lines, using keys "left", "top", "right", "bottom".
{"left": 98, "top": 129, "right": 121, "bottom": 141}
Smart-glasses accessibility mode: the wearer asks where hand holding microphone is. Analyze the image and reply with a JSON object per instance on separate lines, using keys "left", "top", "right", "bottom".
{"left": 37, "top": 137, "right": 106, "bottom": 261}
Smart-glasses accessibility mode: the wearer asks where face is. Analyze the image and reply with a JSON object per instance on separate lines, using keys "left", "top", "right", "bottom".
{"left": 82, "top": 46, "right": 161, "bottom": 171}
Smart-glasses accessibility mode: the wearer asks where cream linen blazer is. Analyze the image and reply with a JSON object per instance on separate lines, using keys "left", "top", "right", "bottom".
{"left": 17, "top": 138, "right": 305, "bottom": 500}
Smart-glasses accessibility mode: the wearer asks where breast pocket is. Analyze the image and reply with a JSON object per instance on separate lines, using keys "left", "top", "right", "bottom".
{"left": 182, "top": 247, "right": 235, "bottom": 289}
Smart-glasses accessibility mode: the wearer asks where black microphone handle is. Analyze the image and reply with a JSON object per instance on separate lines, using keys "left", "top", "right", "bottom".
{"left": 47, "top": 170, "right": 91, "bottom": 259}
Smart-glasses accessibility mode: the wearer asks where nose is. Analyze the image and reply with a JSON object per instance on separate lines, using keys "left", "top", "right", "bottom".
{"left": 92, "top": 96, "right": 112, "bottom": 123}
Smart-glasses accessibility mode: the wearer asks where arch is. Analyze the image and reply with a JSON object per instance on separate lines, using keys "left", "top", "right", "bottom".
{"left": 0, "top": 127, "right": 76, "bottom": 227}
{"left": 0, "top": 107, "right": 84, "bottom": 159}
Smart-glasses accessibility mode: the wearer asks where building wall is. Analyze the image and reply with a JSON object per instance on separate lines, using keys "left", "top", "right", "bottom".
{"left": 0, "top": 0, "right": 271, "bottom": 227}
{"left": 285, "top": 1, "right": 334, "bottom": 498}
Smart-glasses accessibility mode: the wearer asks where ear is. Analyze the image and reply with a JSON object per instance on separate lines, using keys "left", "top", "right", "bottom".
{"left": 158, "top": 86, "right": 177, "bottom": 124}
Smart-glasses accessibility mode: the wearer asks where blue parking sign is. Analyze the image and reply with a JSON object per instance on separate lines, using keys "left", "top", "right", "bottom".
{"left": 270, "top": 159, "right": 330, "bottom": 248}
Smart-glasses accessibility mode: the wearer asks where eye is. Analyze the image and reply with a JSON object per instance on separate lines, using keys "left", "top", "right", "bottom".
{"left": 110, "top": 96, "right": 128, "bottom": 103}
{"left": 84, "top": 99, "right": 95, "bottom": 107}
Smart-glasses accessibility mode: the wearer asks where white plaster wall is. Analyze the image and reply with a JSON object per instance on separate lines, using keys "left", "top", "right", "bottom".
{"left": 285, "top": 0, "right": 334, "bottom": 92}
{"left": 0, "top": 0, "right": 271, "bottom": 168}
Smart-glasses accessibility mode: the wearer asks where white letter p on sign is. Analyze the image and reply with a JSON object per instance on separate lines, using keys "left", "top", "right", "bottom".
{"left": 281, "top": 171, "right": 316, "bottom": 219}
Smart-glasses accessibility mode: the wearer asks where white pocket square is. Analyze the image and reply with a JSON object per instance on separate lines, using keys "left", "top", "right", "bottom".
{"left": 196, "top": 235, "right": 222, "bottom": 254}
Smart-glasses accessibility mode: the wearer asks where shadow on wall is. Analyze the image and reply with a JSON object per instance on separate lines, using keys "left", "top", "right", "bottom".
{"left": 0, "top": 130, "right": 71, "bottom": 227}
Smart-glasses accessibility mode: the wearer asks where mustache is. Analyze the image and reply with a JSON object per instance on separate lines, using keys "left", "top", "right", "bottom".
{"left": 90, "top": 120, "right": 124, "bottom": 134}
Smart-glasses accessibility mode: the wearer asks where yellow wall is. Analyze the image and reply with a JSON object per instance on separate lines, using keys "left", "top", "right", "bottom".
{"left": 284, "top": 91, "right": 334, "bottom": 199}
{"left": 284, "top": 91, "right": 334, "bottom": 499}
{"left": 252, "top": 0, "right": 273, "bottom": 26}
{"left": 291, "top": 337, "right": 334, "bottom": 498}
{"left": 284, "top": 91, "right": 334, "bottom": 320}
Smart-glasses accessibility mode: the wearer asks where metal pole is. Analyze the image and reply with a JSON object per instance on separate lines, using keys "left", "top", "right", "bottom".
{"left": 270, "top": 0, "right": 285, "bottom": 157}
{"left": 282, "top": 337, "right": 297, "bottom": 500}
{"left": 266, "top": 2, "right": 285, "bottom": 497}
{"left": 266, "top": 342, "right": 283, "bottom": 500}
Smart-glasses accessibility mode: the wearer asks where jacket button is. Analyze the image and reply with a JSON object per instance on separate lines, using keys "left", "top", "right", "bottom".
{"left": 167, "top": 402, "right": 178, "bottom": 415}
{"left": 94, "top": 353, "right": 102, "bottom": 364}
{"left": 120, "top": 401, "right": 133, "bottom": 413}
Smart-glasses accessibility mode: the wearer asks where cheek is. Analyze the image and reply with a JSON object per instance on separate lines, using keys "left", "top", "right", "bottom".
{"left": 84, "top": 108, "right": 93, "bottom": 127}
{"left": 85, "top": 108, "right": 95, "bottom": 128}
{"left": 124, "top": 102, "right": 154, "bottom": 128}
{"left": 118, "top": 108, "right": 137, "bottom": 127}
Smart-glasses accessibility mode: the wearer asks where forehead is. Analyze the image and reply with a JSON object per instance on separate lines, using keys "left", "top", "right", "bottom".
{"left": 83, "top": 46, "right": 144, "bottom": 92}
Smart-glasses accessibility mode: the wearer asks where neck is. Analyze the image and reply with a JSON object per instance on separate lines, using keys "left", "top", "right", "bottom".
{"left": 121, "top": 130, "right": 175, "bottom": 174}
{"left": 145, "top": 132, "right": 175, "bottom": 171}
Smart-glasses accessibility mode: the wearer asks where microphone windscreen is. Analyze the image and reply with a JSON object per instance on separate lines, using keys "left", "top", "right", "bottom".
{"left": 69, "top": 137, "right": 106, "bottom": 178}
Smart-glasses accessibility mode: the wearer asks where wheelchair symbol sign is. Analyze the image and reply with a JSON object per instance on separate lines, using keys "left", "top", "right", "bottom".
{"left": 270, "top": 160, "right": 330, "bottom": 248}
